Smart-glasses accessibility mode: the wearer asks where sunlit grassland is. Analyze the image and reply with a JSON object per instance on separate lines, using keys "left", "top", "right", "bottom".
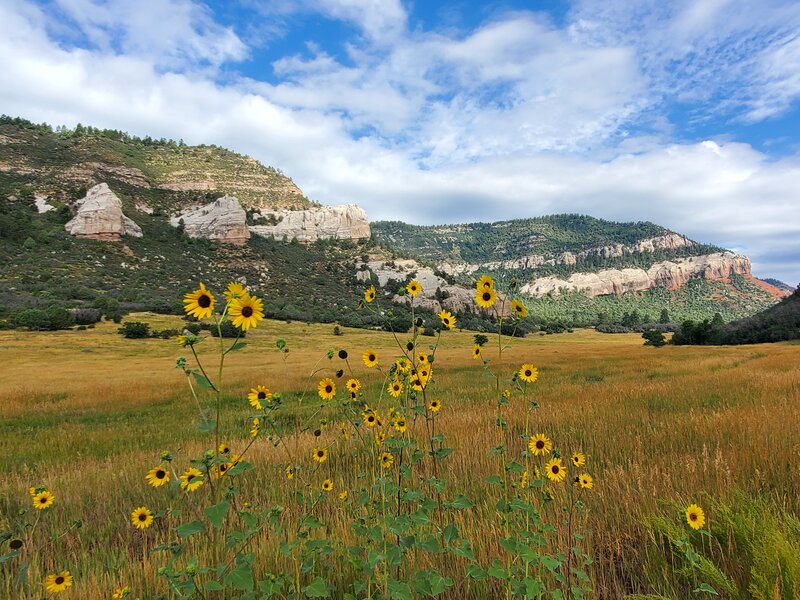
{"left": 1, "top": 316, "right": 799, "bottom": 598}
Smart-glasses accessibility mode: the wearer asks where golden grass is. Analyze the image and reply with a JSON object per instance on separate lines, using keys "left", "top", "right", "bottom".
{"left": 1, "top": 317, "right": 799, "bottom": 598}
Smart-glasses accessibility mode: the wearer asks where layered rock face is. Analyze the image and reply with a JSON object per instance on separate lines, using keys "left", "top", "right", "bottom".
{"left": 441, "top": 234, "right": 694, "bottom": 275}
{"left": 520, "top": 252, "right": 752, "bottom": 298}
{"left": 64, "top": 183, "right": 142, "bottom": 241}
{"left": 170, "top": 196, "right": 250, "bottom": 245}
{"left": 250, "top": 204, "right": 370, "bottom": 243}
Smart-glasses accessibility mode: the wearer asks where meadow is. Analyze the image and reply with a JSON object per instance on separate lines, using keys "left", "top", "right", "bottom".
{"left": 1, "top": 310, "right": 799, "bottom": 599}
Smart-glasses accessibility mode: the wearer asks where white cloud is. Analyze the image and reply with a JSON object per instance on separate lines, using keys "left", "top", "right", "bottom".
{"left": 1, "top": 1, "right": 799, "bottom": 283}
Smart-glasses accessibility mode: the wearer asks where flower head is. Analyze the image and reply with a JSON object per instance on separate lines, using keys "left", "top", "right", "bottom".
{"left": 339, "top": 490, "right": 349, "bottom": 501}
{"left": 388, "top": 379, "right": 403, "bottom": 398}
{"left": 406, "top": 280, "right": 422, "bottom": 297}
{"left": 438, "top": 309, "right": 456, "bottom": 329}
{"left": 475, "top": 287, "right": 497, "bottom": 309}
{"left": 285, "top": 464, "right": 294, "bottom": 480}
{"left": 519, "top": 364, "right": 539, "bottom": 383}
{"left": 317, "top": 378, "right": 336, "bottom": 400}
{"left": 544, "top": 458, "right": 566, "bottom": 482}
{"left": 224, "top": 281, "right": 247, "bottom": 302}
{"left": 183, "top": 282, "right": 215, "bottom": 319}
{"left": 571, "top": 452, "right": 586, "bottom": 468}
{"left": 247, "top": 385, "right": 271, "bottom": 409}
{"left": 32, "top": 490, "right": 55, "bottom": 510}
{"left": 146, "top": 466, "right": 170, "bottom": 488}
{"left": 313, "top": 447, "right": 328, "bottom": 463}
{"left": 428, "top": 399, "right": 441, "bottom": 413}
{"left": 229, "top": 294, "right": 264, "bottom": 331}
{"left": 250, "top": 417, "right": 260, "bottom": 438}
{"left": 180, "top": 468, "right": 204, "bottom": 492}
{"left": 322, "top": 479, "right": 334, "bottom": 492}
{"left": 363, "top": 411, "right": 379, "bottom": 427}
{"left": 394, "top": 357, "right": 411, "bottom": 373}
{"left": 362, "top": 350, "right": 379, "bottom": 368}
{"left": 364, "top": 286, "right": 376, "bottom": 303}
{"left": 528, "top": 434, "right": 552, "bottom": 456}
{"left": 511, "top": 299, "right": 528, "bottom": 318}
{"left": 577, "top": 473, "right": 594, "bottom": 490}
{"left": 44, "top": 571, "right": 73, "bottom": 594}
{"left": 393, "top": 417, "right": 408, "bottom": 433}
{"left": 472, "top": 345, "right": 482, "bottom": 360}
{"left": 686, "top": 504, "right": 706, "bottom": 530}
{"left": 112, "top": 586, "right": 131, "bottom": 599}
{"left": 346, "top": 378, "right": 361, "bottom": 393}
{"left": 131, "top": 506, "right": 154, "bottom": 530}
{"left": 379, "top": 452, "right": 395, "bottom": 469}
{"left": 476, "top": 274, "right": 494, "bottom": 291}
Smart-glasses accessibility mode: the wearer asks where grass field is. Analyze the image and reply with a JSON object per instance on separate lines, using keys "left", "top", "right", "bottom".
{"left": 1, "top": 315, "right": 799, "bottom": 599}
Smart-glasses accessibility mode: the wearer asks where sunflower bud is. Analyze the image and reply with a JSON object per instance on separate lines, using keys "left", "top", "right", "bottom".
{"left": 338, "top": 349, "right": 348, "bottom": 359}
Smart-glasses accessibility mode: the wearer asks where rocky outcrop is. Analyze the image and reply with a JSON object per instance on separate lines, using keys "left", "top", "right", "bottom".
{"left": 64, "top": 183, "right": 142, "bottom": 241}
{"left": 62, "top": 162, "right": 151, "bottom": 188}
{"left": 441, "top": 234, "right": 695, "bottom": 275}
{"left": 250, "top": 204, "right": 370, "bottom": 243}
{"left": 520, "top": 252, "right": 751, "bottom": 298}
{"left": 170, "top": 196, "right": 250, "bottom": 245}
{"left": 34, "top": 194, "right": 54, "bottom": 213}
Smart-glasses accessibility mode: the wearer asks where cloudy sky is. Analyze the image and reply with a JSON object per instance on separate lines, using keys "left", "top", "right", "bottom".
{"left": 1, "top": 0, "right": 799, "bottom": 283}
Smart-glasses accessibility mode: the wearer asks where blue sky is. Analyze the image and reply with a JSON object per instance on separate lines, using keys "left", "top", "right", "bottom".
{"left": 1, "top": 0, "right": 799, "bottom": 283}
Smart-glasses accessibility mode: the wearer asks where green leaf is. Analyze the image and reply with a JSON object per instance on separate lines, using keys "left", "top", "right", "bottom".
{"left": 276, "top": 338, "right": 287, "bottom": 350}
{"left": 693, "top": 583, "right": 719, "bottom": 596}
{"left": 227, "top": 460, "right": 253, "bottom": 476}
{"left": 466, "top": 564, "right": 487, "bottom": 580}
{"left": 228, "top": 341, "right": 248, "bottom": 352}
{"left": 192, "top": 371, "right": 214, "bottom": 389}
{"left": 487, "top": 560, "right": 508, "bottom": 580}
{"left": 204, "top": 580, "right": 224, "bottom": 591}
{"left": 540, "top": 555, "right": 561, "bottom": 572}
{"left": 224, "top": 563, "right": 254, "bottom": 591}
{"left": 445, "top": 494, "right": 474, "bottom": 510}
{"left": 485, "top": 474, "right": 503, "bottom": 486}
{"left": 0, "top": 550, "right": 20, "bottom": 564}
{"left": 176, "top": 520, "right": 205, "bottom": 539}
{"left": 204, "top": 501, "right": 230, "bottom": 529}
{"left": 428, "top": 572, "right": 453, "bottom": 595}
{"left": 524, "top": 577, "right": 545, "bottom": 597}
{"left": 302, "top": 577, "right": 330, "bottom": 598}
{"left": 388, "top": 579, "right": 414, "bottom": 600}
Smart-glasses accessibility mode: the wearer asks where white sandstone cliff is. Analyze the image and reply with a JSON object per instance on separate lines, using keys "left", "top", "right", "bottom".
{"left": 64, "top": 183, "right": 142, "bottom": 241}
{"left": 250, "top": 204, "right": 370, "bottom": 243}
{"left": 170, "top": 196, "right": 250, "bottom": 245}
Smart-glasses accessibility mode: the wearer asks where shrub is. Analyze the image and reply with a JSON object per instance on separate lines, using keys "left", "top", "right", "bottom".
{"left": 72, "top": 308, "right": 102, "bottom": 326}
{"left": 117, "top": 321, "right": 151, "bottom": 339}
{"left": 11, "top": 307, "right": 74, "bottom": 330}
{"left": 209, "top": 319, "right": 245, "bottom": 338}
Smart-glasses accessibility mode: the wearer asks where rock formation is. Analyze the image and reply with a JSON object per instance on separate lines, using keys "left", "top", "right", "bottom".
{"left": 64, "top": 183, "right": 142, "bottom": 241}
{"left": 250, "top": 204, "right": 370, "bottom": 243}
{"left": 520, "top": 252, "right": 751, "bottom": 298}
{"left": 170, "top": 196, "right": 250, "bottom": 245}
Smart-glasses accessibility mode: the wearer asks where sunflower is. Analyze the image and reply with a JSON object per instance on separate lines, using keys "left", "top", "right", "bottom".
{"left": 285, "top": 464, "right": 294, "bottom": 480}
{"left": 416, "top": 351, "right": 429, "bottom": 364}
{"left": 346, "top": 378, "right": 361, "bottom": 393}
{"left": 410, "top": 374, "right": 426, "bottom": 391}
{"left": 519, "top": 364, "right": 539, "bottom": 383}
{"left": 247, "top": 385, "right": 271, "bottom": 409}
{"left": 428, "top": 399, "right": 441, "bottom": 413}
{"left": 388, "top": 379, "right": 403, "bottom": 398}
{"left": 215, "top": 461, "right": 232, "bottom": 478}
{"left": 476, "top": 274, "right": 494, "bottom": 291}
{"left": 146, "top": 466, "right": 170, "bottom": 488}
{"left": 571, "top": 452, "right": 586, "bottom": 468}
{"left": 475, "top": 287, "right": 497, "bottom": 309}
{"left": 250, "top": 418, "right": 260, "bottom": 437}
{"left": 224, "top": 281, "right": 247, "bottom": 302}
{"left": 364, "top": 286, "right": 376, "bottom": 303}
{"left": 577, "top": 473, "right": 594, "bottom": 490}
{"left": 363, "top": 411, "right": 379, "bottom": 427}
{"left": 313, "top": 447, "right": 328, "bottom": 463}
{"left": 686, "top": 504, "right": 706, "bottom": 530}
{"left": 519, "top": 470, "right": 530, "bottom": 489}
{"left": 379, "top": 452, "right": 395, "bottom": 469}
{"left": 528, "top": 433, "right": 553, "bottom": 456}
{"left": 339, "top": 490, "right": 349, "bottom": 501}
{"left": 317, "top": 378, "right": 336, "bottom": 400}
{"left": 322, "top": 479, "right": 334, "bottom": 492}
{"left": 218, "top": 442, "right": 230, "bottom": 455}
{"left": 406, "top": 280, "right": 422, "bottom": 296}
{"left": 183, "top": 282, "right": 215, "bottom": 319}
{"left": 32, "top": 490, "right": 54, "bottom": 510}
{"left": 44, "top": 571, "right": 73, "bottom": 594}
{"left": 438, "top": 309, "right": 456, "bottom": 329}
{"left": 131, "top": 506, "right": 154, "bottom": 530}
{"left": 511, "top": 299, "right": 528, "bottom": 318}
{"left": 395, "top": 357, "right": 411, "bottom": 373}
{"left": 393, "top": 417, "right": 408, "bottom": 433}
{"left": 544, "top": 458, "right": 566, "bottom": 482}
{"left": 229, "top": 294, "right": 264, "bottom": 331}
{"left": 180, "top": 468, "right": 204, "bottom": 492}
{"left": 375, "top": 431, "right": 386, "bottom": 445}
{"left": 112, "top": 586, "right": 131, "bottom": 599}
{"left": 472, "top": 345, "right": 482, "bottom": 360}
{"left": 362, "top": 350, "right": 379, "bottom": 368}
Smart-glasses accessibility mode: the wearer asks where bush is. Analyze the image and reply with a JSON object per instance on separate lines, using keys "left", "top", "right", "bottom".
{"left": 72, "top": 308, "right": 102, "bottom": 325}
{"left": 642, "top": 329, "right": 666, "bottom": 347}
{"left": 118, "top": 321, "right": 151, "bottom": 339}
{"left": 11, "top": 307, "right": 74, "bottom": 330}
{"left": 183, "top": 322, "right": 201, "bottom": 334}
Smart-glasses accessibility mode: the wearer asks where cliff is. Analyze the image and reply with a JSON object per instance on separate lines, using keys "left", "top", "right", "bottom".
{"left": 64, "top": 183, "right": 142, "bottom": 241}
{"left": 250, "top": 204, "right": 370, "bottom": 243}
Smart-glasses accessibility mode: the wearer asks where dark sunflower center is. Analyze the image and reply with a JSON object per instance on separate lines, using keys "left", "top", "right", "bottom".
{"left": 241, "top": 306, "right": 253, "bottom": 317}
{"left": 55, "top": 577, "right": 64, "bottom": 585}
{"left": 368, "top": 416, "right": 375, "bottom": 422}
{"left": 317, "top": 451, "right": 324, "bottom": 457}
{"left": 198, "top": 294, "right": 211, "bottom": 308}
{"left": 536, "top": 441, "right": 544, "bottom": 449}
{"left": 40, "top": 497, "right": 47, "bottom": 503}
{"left": 369, "top": 354, "right": 375, "bottom": 361}
{"left": 525, "top": 370, "right": 532, "bottom": 377}
{"left": 188, "top": 475, "right": 196, "bottom": 482}
{"left": 156, "top": 470, "right": 166, "bottom": 478}
{"left": 482, "top": 292, "right": 491, "bottom": 301}
{"left": 552, "top": 466, "right": 559, "bottom": 474}
{"left": 690, "top": 513, "right": 697, "bottom": 521}
{"left": 138, "top": 513, "right": 146, "bottom": 521}
{"left": 325, "top": 385, "right": 332, "bottom": 393}
{"left": 258, "top": 391, "right": 266, "bottom": 399}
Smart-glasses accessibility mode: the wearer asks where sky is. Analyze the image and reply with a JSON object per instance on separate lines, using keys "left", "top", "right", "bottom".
{"left": 1, "top": 0, "right": 799, "bottom": 283}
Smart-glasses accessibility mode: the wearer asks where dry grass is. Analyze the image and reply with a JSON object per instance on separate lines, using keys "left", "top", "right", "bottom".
{"left": 1, "top": 317, "right": 799, "bottom": 598}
